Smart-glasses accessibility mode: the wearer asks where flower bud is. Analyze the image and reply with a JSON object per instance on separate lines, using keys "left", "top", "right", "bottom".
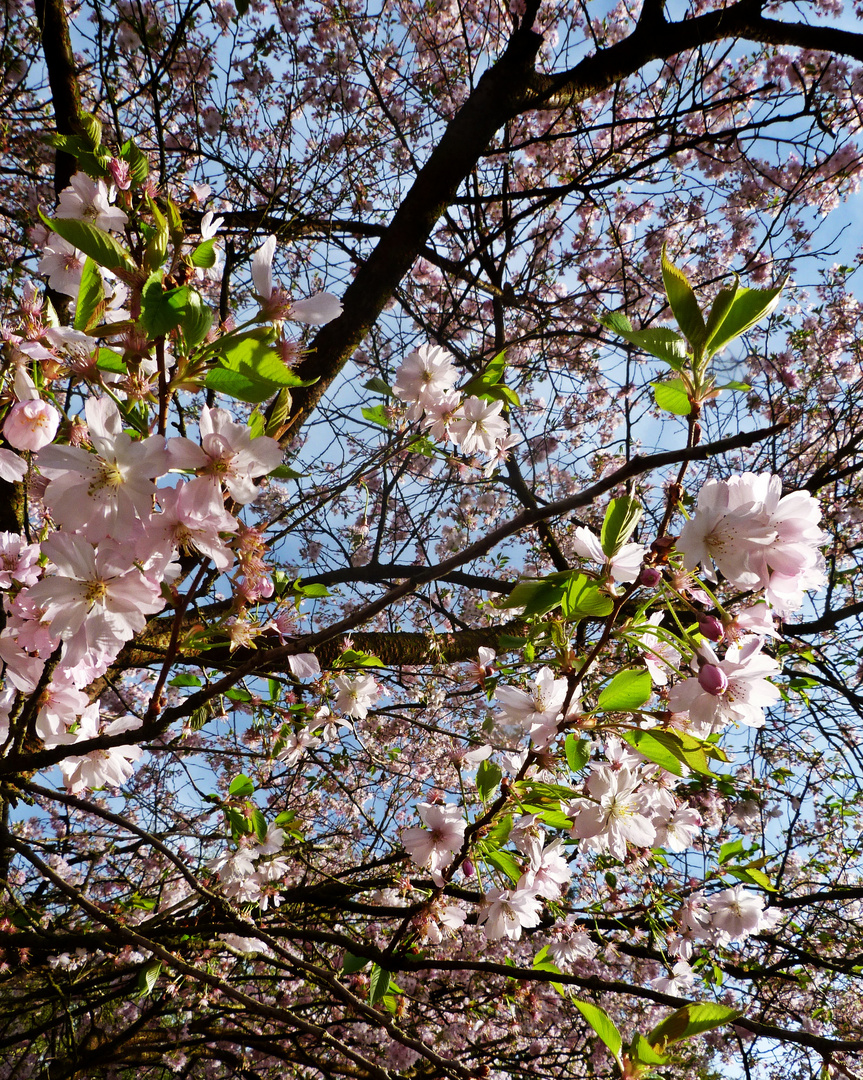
{"left": 698, "top": 663, "right": 728, "bottom": 696}
{"left": 638, "top": 566, "right": 662, "bottom": 588}
{"left": 698, "top": 614, "right": 725, "bottom": 642}
{"left": 462, "top": 858, "right": 475, "bottom": 879}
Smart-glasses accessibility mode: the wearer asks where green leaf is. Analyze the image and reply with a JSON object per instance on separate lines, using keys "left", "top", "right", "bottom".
{"left": 600, "top": 496, "right": 643, "bottom": 558}
{"left": 361, "top": 404, "right": 391, "bottom": 428}
{"left": 139, "top": 274, "right": 189, "bottom": 338}
{"left": 268, "top": 463, "right": 303, "bottom": 480}
{"left": 73, "top": 258, "right": 105, "bottom": 332}
{"left": 180, "top": 290, "right": 213, "bottom": 349}
{"left": 336, "top": 647, "right": 382, "bottom": 667}
{"left": 600, "top": 313, "right": 688, "bottom": 370}
{"left": 574, "top": 999, "right": 622, "bottom": 1060}
{"left": 648, "top": 1003, "right": 742, "bottom": 1048}
{"left": 190, "top": 238, "right": 218, "bottom": 268}
{"left": 623, "top": 729, "right": 686, "bottom": 776}
{"left": 143, "top": 196, "right": 170, "bottom": 271}
{"left": 119, "top": 137, "right": 150, "bottom": 183}
{"left": 169, "top": 673, "right": 202, "bottom": 688}
{"left": 703, "top": 282, "right": 785, "bottom": 359}
{"left": 97, "top": 348, "right": 126, "bottom": 374}
{"left": 252, "top": 808, "right": 268, "bottom": 843}
{"left": 189, "top": 698, "right": 223, "bottom": 731}
{"left": 723, "top": 865, "right": 777, "bottom": 892}
{"left": 626, "top": 728, "right": 718, "bottom": 778}
{"left": 718, "top": 838, "right": 745, "bottom": 865}
{"left": 265, "top": 388, "right": 293, "bottom": 437}
{"left": 40, "top": 210, "right": 135, "bottom": 273}
{"left": 597, "top": 669, "right": 652, "bottom": 712}
{"left": 704, "top": 280, "right": 740, "bottom": 342}
{"left": 485, "top": 849, "right": 523, "bottom": 885}
{"left": 137, "top": 959, "right": 162, "bottom": 999}
{"left": 342, "top": 951, "right": 369, "bottom": 974}
{"left": 565, "top": 735, "right": 590, "bottom": 773}
{"left": 716, "top": 380, "right": 751, "bottom": 392}
{"left": 629, "top": 1032, "right": 669, "bottom": 1066}
{"left": 205, "top": 366, "right": 277, "bottom": 403}
{"left": 500, "top": 579, "right": 564, "bottom": 617}
{"left": 79, "top": 111, "right": 103, "bottom": 148}
{"left": 228, "top": 774, "right": 255, "bottom": 798}
{"left": 476, "top": 759, "right": 503, "bottom": 801}
{"left": 369, "top": 964, "right": 391, "bottom": 1006}
{"left": 561, "top": 574, "right": 615, "bottom": 621}
{"left": 220, "top": 336, "right": 317, "bottom": 387}
{"left": 651, "top": 378, "right": 692, "bottom": 416}
{"left": 363, "top": 377, "right": 394, "bottom": 396}
{"left": 661, "top": 246, "right": 705, "bottom": 347}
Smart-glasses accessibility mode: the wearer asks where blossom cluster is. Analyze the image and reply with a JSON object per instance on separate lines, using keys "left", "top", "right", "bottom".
{"left": 393, "top": 344, "right": 519, "bottom": 468}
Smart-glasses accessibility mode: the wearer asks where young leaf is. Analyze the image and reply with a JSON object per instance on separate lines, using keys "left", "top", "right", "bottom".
{"left": 600, "top": 312, "right": 688, "bottom": 369}
{"left": 137, "top": 959, "right": 162, "bottom": 999}
{"left": 600, "top": 496, "right": 643, "bottom": 558}
{"left": 190, "top": 238, "right": 218, "bottom": 268}
{"left": 661, "top": 247, "right": 705, "bottom": 347}
{"left": 573, "top": 999, "right": 623, "bottom": 1060}
{"left": 597, "top": 669, "right": 652, "bottom": 712}
{"left": 369, "top": 963, "right": 391, "bottom": 1006}
{"left": 651, "top": 378, "right": 692, "bottom": 416}
{"left": 363, "top": 376, "right": 394, "bottom": 396}
{"left": 628, "top": 1032, "right": 668, "bottom": 1066}
{"left": 205, "top": 367, "right": 277, "bottom": 403}
{"left": 228, "top": 774, "right": 255, "bottom": 798}
{"left": 485, "top": 849, "right": 523, "bottom": 885}
{"left": 40, "top": 210, "right": 135, "bottom": 273}
{"left": 73, "top": 258, "right": 105, "bottom": 332}
{"left": 560, "top": 574, "right": 614, "bottom": 621}
{"left": 500, "top": 578, "right": 564, "bottom": 617}
{"left": 342, "top": 951, "right": 369, "bottom": 974}
{"left": 622, "top": 729, "right": 685, "bottom": 776}
{"left": 648, "top": 1002, "right": 742, "bottom": 1047}
{"left": 476, "top": 759, "right": 503, "bottom": 801}
{"left": 361, "top": 404, "right": 391, "bottom": 428}
{"left": 703, "top": 281, "right": 785, "bottom": 359}
{"left": 565, "top": 734, "right": 591, "bottom": 773}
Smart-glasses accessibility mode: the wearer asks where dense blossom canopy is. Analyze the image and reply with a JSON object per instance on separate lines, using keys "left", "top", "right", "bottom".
{"left": 2, "top": 1, "right": 863, "bottom": 1079}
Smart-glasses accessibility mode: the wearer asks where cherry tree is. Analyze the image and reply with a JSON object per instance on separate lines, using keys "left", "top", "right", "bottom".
{"left": 1, "top": 0, "right": 863, "bottom": 1078}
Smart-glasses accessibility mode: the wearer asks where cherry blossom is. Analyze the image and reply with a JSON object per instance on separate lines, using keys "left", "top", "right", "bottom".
{"left": 668, "top": 638, "right": 781, "bottom": 734}
{"left": 393, "top": 344, "right": 459, "bottom": 420}
{"left": 449, "top": 397, "right": 509, "bottom": 455}
{"left": 401, "top": 802, "right": 466, "bottom": 885}
{"left": 333, "top": 672, "right": 379, "bottom": 718}
{"left": 569, "top": 525, "right": 646, "bottom": 583}
{"left": 478, "top": 887, "right": 543, "bottom": 941}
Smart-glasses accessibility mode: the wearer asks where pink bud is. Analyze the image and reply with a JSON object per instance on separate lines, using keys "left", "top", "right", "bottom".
{"left": 698, "top": 664, "right": 728, "bottom": 697}
{"left": 639, "top": 566, "right": 662, "bottom": 588}
{"left": 698, "top": 614, "right": 725, "bottom": 642}
{"left": 462, "top": 858, "right": 475, "bottom": 878}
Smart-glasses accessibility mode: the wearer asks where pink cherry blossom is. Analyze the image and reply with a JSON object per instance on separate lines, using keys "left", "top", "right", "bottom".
{"left": 478, "top": 886, "right": 542, "bottom": 941}
{"left": 569, "top": 525, "right": 646, "bottom": 583}
{"left": 59, "top": 709, "right": 143, "bottom": 795}
{"left": 401, "top": 802, "right": 466, "bottom": 885}
{"left": 3, "top": 399, "right": 60, "bottom": 451}
{"left": 37, "top": 396, "right": 168, "bottom": 540}
{"left": 449, "top": 397, "right": 508, "bottom": 455}
{"left": 668, "top": 638, "right": 781, "bottom": 733}
{"left": 393, "top": 344, "right": 458, "bottom": 420}
{"left": 333, "top": 672, "right": 379, "bottom": 718}
{"left": 568, "top": 766, "right": 656, "bottom": 860}
{"left": 169, "top": 407, "right": 283, "bottom": 506}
